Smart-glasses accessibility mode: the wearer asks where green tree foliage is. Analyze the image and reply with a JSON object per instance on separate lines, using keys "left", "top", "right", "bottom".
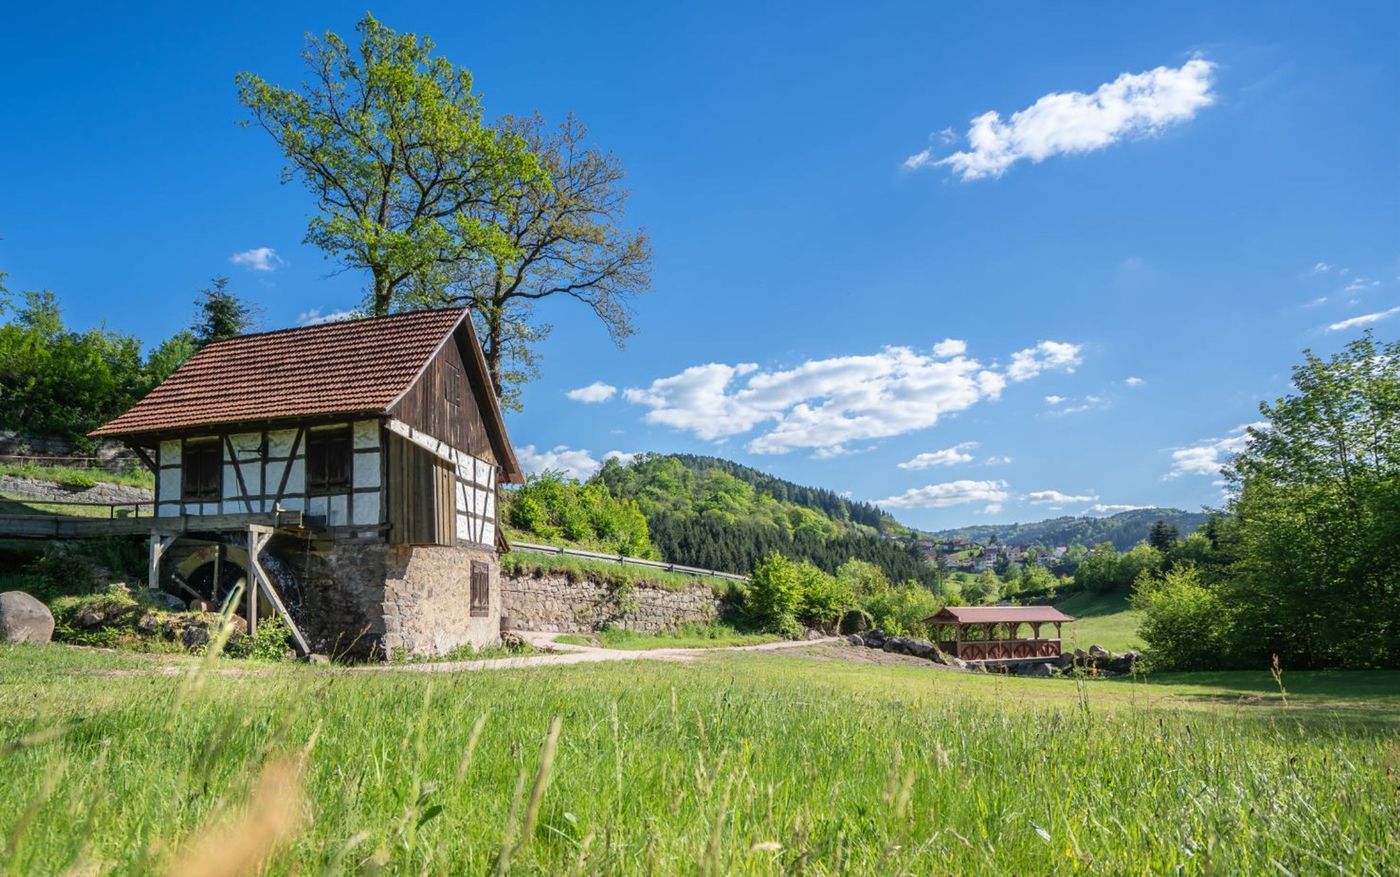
{"left": 932, "top": 507, "right": 1207, "bottom": 551}
{"left": 835, "top": 559, "right": 891, "bottom": 599}
{"left": 236, "top": 14, "right": 544, "bottom": 316}
{"left": 795, "top": 561, "right": 854, "bottom": 627}
{"left": 596, "top": 454, "right": 935, "bottom": 584}
{"left": 0, "top": 291, "right": 147, "bottom": 444}
{"left": 1073, "top": 541, "right": 1163, "bottom": 593}
{"left": 861, "top": 581, "right": 944, "bottom": 637}
{"left": 1132, "top": 565, "right": 1232, "bottom": 670}
{"left": 747, "top": 553, "right": 804, "bottom": 636}
{"left": 505, "top": 473, "right": 655, "bottom": 558}
{"left": 1147, "top": 519, "right": 1180, "bottom": 552}
{"left": 1220, "top": 333, "right": 1400, "bottom": 668}
{"left": 192, "top": 276, "right": 257, "bottom": 346}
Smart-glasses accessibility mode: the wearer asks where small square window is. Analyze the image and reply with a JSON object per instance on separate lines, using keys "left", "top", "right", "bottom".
{"left": 470, "top": 561, "right": 490, "bottom": 617}
{"left": 307, "top": 428, "right": 353, "bottom": 494}
{"left": 182, "top": 440, "right": 222, "bottom": 502}
{"left": 445, "top": 363, "right": 462, "bottom": 408}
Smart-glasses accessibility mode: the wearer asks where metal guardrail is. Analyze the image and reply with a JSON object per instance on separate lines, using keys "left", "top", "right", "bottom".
{"left": 0, "top": 496, "right": 154, "bottom": 519}
{"left": 512, "top": 540, "right": 749, "bottom": 582}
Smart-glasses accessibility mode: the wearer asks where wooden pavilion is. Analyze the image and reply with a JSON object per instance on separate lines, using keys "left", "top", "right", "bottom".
{"left": 924, "top": 606, "right": 1075, "bottom": 663}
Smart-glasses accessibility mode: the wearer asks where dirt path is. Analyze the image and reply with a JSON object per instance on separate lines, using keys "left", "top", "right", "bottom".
{"left": 358, "top": 632, "right": 841, "bottom": 674}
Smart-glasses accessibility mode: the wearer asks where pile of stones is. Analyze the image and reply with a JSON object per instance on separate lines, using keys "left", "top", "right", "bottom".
{"left": 845, "top": 628, "right": 1145, "bottom": 677}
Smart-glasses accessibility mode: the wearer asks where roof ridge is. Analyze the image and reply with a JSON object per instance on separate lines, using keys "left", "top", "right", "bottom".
{"left": 199, "top": 306, "right": 468, "bottom": 349}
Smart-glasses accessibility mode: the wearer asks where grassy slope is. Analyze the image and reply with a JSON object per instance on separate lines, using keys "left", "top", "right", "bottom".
{"left": 1056, "top": 589, "right": 1144, "bottom": 652}
{"left": 0, "top": 644, "right": 1395, "bottom": 874}
{"left": 555, "top": 624, "right": 779, "bottom": 650}
{"left": 0, "top": 462, "right": 153, "bottom": 490}
{"left": 505, "top": 549, "right": 745, "bottom": 596}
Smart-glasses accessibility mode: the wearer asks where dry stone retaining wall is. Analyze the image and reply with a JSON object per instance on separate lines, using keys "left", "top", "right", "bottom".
{"left": 502, "top": 573, "right": 725, "bottom": 633}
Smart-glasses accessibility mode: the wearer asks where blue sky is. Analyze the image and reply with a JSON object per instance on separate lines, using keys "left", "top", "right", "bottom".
{"left": 2, "top": 2, "right": 1397, "bottom": 529}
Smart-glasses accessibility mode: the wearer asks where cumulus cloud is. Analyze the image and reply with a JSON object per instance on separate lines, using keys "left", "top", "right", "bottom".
{"left": 908, "top": 58, "right": 1217, "bottom": 181}
{"left": 601, "top": 450, "right": 638, "bottom": 466}
{"left": 1084, "top": 503, "right": 1150, "bottom": 516}
{"left": 230, "top": 247, "right": 284, "bottom": 272}
{"left": 874, "top": 479, "right": 1009, "bottom": 510}
{"left": 298, "top": 308, "right": 357, "bottom": 326}
{"left": 566, "top": 381, "right": 618, "bottom": 403}
{"left": 1007, "top": 341, "right": 1083, "bottom": 382}
{"left": 1168, "top": 422, "right": 1267, "bottom": 478}
{"left": 1025, "top": 489, "right": 1098, "bottom": 505}
{"left": 982, "top": 503, "right": 1004, "bottom": 515}
{"left": 1045, "top": 395, "right": 1066, "bottom": 405}
{"left": 1051, "top": 394, "right": 1108, "bottom": 416}
{"left": 1327, "top": 306, "right": 1400, "bottom": 332}
{"left": 517, "top": 445, "right": 602, "bottom": 480}
{"left": 898, "top": 442, "right": 978, "bottom": 469}
{"left": 1125, "top": 376, "right": 1145, "bottom": 387}
{"left": 1312, "top": 262, "right": 1332, "bottom": 274}
{"left": 933, "top": 338, "right": 967, "bottom": 357}
{"left": 985, "top": 455, "right": 1013, "bottom": 465}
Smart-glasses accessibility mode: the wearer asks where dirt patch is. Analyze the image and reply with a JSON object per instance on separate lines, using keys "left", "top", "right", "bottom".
{"left": 778, "top": 642, "right": 965, "bottom": 670}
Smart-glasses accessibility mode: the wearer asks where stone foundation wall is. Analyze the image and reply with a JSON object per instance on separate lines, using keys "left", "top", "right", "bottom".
{"left": 275, "top": 537, "right": 499, "bottom": 660}
{"left": 501, "top": 573, "right": 724, "bottom": 633}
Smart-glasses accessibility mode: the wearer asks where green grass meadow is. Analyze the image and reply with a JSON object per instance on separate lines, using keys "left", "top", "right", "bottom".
{"left": 555, "top": 624, "right": 780, "bottom": 651}
{"left": 1, "top": 643, "right": 1396, "bottom": 875}
{"left": 1055, "top": 590, "right": 1145, "bottom": 653}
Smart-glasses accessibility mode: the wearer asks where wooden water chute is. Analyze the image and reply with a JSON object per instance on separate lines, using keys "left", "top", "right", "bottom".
{"left": 925, "top": 606, "right": 1075, "bottom": 663}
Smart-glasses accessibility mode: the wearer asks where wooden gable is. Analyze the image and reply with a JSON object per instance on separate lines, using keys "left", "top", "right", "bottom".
{"left": 390, "top": 325, "right": 497, "bottom": 465}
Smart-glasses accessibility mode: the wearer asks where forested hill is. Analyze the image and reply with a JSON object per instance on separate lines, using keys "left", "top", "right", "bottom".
{"left": 588, "top": 454, "right": 933, "bottom": 585}
{"left": 931, "top": 508, "right": 1209, "bottom": 551}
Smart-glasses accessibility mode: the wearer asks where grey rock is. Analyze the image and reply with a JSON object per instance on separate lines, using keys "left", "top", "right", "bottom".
{"left": 862, "top": 631, "right": 886, "bottom": 648}
{"left": 0, "top": 591, "right": 55, "bottom": 644}
{"left": 1020, "top": 662, "right": 1054, "bottom": 678}
{"left": 846, "top": 633, "right": 865, "bottom": 646}
{"left": 838, "top": 608, "right": 874, "bottom": 635}
{"left": 137, "top": 612, "right": 159, "bottom": 635}
{"left": 907, "top": 638, "right": 935, "bottom": 658}
{"left": 1088, "top": 644, "right": 1110, "bottom": 658}
{"left": 147, "top": 591, "right": 187, "bottom": 612}
{"left": 805, "top": 628, "right": 824, "bottom": 641}
{"left": 181, "top": 624, "right": 211, "bottom": 649}
{"left": 948, "top": 656, "right": 969, "bottom": 671}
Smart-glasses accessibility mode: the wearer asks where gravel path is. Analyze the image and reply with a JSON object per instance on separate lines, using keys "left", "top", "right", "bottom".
{"left": 359, "top": 632, "right": 841, "bottom": 674}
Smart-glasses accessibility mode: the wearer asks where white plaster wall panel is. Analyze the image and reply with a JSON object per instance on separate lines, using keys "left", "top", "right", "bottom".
{"left": 353, "top": 420, "right": 379, "bottom": 449}
{"left": 307, "top": 495, "right": 328, "bottom": 519}
{"left": 284, "top": 459, "right": 305, "bottom": 496}
{"left": 482, "top": 522, "right": 495, "bottom": 546}
{"left": 267, "top": 429, "right": 298, "bottom": 458}
{"left": 278, "top": 496, "right": 305, "bottom": 512}
{"left": 159, "top": 440, "right": 180, "bottom": 465}
{"left": 159, "top": 468, "right": 181, "bottom": 503}
{"left": 264, "top": 461, "right": 286, "bottom": 498}
{"left": 456, "top": 513, "right": 470, "bottom": 541}
{"left": 156, "top": 502, "right": 179, "bottom": 517}
{"left": 353, "top": 492, "right": 380, "bottom": 526}
{"left": 328, "top": 494, "right": 348, "bottom": 526}
{"left": 222, "top": 465, "right": 241, "bottom": 500}
{"left": 353, "top": 449, "right": 381, "bottom": 488}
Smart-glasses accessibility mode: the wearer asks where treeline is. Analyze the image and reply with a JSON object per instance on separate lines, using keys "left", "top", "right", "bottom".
{"left": 934, "top": 507, "right": 1208, "bottom": 551}
{"left": 1121, "top": 335, "right": 1398, "bottom": 671}
{"left": 0, "top": 278, "right": 255, "bottom": 447}
{"left": 655, "top": 455, "right": 895, "bottom": 532}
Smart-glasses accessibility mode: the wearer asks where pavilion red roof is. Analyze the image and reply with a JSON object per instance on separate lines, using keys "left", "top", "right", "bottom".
{"left": 925, "top": 606, "right": 1075, "bottom": 624}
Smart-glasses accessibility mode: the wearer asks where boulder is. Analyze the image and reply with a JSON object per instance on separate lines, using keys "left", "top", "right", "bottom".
{"left": 948, "top": 656, "right": 969, "bottom": 671}
{"left": 181, "top": 624, "right": 211, "bottom": 650}
{"left": 805, "top": 628, "right": 825, "bottom": 641}
{"left": 0, "top": 591, "right": 55, "bottom": 644}
{"left": 136, "top": 612, "right": 160, "bottom": 635}
{"left": 1019, "top": 662, "right": 1054, "bottom": 678}
{"left": 838, "top": 608, "right": 875, "bottom": 635}
{"left": 906, "top": 638, "right": 935, "bottom": 658}
{"left": 846, "top": 633, "right": 865, "bottom": 646}
{"left": 1073, "top": 647, "right": 1088, "bottom": 662}
{"left": 862, "top": 630, "right": 887, "bottom": 649}
{"left": 1088, "top": 644, "right": 1110, "bottom": 659}
{"left": 147, "top": 591, "right": 187, "bottom": 612}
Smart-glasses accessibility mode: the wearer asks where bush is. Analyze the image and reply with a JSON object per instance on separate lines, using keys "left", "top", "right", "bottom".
{"left": 861, "top": 581, "right": 942, "bottom": 638}
{"left": 1133, "top": 565, "right": 1233, "bottom": 670}
{"left": 747, "top": 553, "right": 803, "bottom": 636}
{"left": 243, "top": 615, "right": 293, "bottom": 661}
{"left": 795, "top": 561, "right": 852, "bottom": 627}
{"left": 505, "top": 473, "right": 658, "bottom": 558}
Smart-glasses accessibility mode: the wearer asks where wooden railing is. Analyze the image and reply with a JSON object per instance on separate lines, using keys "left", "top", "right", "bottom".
{"left": 512, "top": 541, "right": 749, "bottom": 582}
{"left": 945, "top": 639, "right": 1062, "bottom": 661}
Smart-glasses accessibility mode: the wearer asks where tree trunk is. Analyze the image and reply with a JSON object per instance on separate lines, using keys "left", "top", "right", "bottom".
{"left": 482, "top": 306, "right": 505, "bottom": 401}
{"left": 371, "top": 268, "right": 392, "bottom": 316}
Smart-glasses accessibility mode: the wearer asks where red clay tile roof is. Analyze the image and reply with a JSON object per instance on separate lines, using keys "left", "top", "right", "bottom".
{"left": 90, "top": 309, "right": 468, "bottom": 438}
{"left": 925, "top": 606, "right": 1075, "bottom": 624}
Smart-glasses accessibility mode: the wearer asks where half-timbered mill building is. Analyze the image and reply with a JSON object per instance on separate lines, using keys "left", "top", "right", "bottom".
{"left": 88, "top": 308, "right": 523, "bottom": 659}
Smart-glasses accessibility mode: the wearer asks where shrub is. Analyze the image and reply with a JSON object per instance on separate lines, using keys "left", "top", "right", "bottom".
{"left": 747, "top": 553, "right": 803, "bottom": 636}
{"left": 861, "top": 581, "right": 942, "bottom": 638}
{"left": 796, "top": 561, "right": 852, "bottom": 627}
{"left": 244, "top": 616, "right": 293, "bottom": 662}
{"left": 1133, "top": 565, "right": 1233, "bottom": 671}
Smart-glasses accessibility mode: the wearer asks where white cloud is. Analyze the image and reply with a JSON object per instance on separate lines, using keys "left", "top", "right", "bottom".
{"left": 933, "top": 338, "right": 967, "bottom": 357}
{"left": 1044, "top": 395, "right": 1066, "bottom": 405}
{"left": 230, "top": 247, "right": 284, "bottom": 272}
{"left": 1084, "top": 503, "right": 1150, "bottom": 516}
{"left": 1125, "top": 376, "right": 1145, "bottom": 387}
{"left": 517, "top": 444, "right": 602, "bottom": 480}
{"left": 1052, "top": 394, "right": 1108, "bottom": 416}
{"left": 1007, "top": 340, "right": 1083, "bottom": 382}
{"left": 1341, "top": 277, "right": 1380, "bottom": 295}
{"left": 874, "top": 479, "right": 1009, "bottom": 510}
{"left": 298, "top": 308, "right": 357, "bottom": 326}
{"left": 1026, "top": 489, "right": 1098, "bottom": 505}
{"left": 1312, "top": 262, "right": 1332, "bottom": 274}
{"left": 1327, "top": 306, "right": 1400, "bottom": 332}
{"left": 1168, "top": 422, "right": 1267, "bottom": 478}
{"left": 982, "top": 503, "right": 1004, "bottom": 515}
{"left": 602, "top": 450, "right": 638, "bottom": 466}
{"left": 911, "top": 58, "right": 1216, "bottom": 181}
{"left": 623, "top": 341, "right": 1068, "bottom": 455}
{"left": 985, "top": 455, "right": 1013, "bottom": 465}
{"left": 566, "top": 381, "right": 618, "bottom": 403}
{"left": 898, "top": 442, "right": 978, "bottom": 469}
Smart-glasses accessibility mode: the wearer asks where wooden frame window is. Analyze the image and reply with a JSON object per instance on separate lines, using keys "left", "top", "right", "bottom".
{"left": 470, "top": 560, "right": 490, "bottom": 617}
{"left": 181, "top": 440, "right": 222, "bottom": 502}
{"left": 306, "top": 427, "right": 353, "bottom": 495}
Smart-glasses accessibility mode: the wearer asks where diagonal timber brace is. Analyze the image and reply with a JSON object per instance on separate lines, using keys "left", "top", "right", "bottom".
{"left": 245, "top": 525, "right": 310, "bottom": 656}
{"left": 148, "top": 531, "right": 178, "bottom": 591}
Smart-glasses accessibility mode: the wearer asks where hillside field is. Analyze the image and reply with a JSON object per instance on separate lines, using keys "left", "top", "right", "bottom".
{"left": 1056, "top": 590, "right": 1145, "bottom": 653}
{"left": 0, "top": 644, "right": 1395, "bottom": 874}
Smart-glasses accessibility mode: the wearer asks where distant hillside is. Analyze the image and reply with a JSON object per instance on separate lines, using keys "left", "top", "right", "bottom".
{"left": 592, "top": 454, "right": 933, "bottom": 585}
{"left": 932, "top": 508, "right": 1209, "bottom": 551}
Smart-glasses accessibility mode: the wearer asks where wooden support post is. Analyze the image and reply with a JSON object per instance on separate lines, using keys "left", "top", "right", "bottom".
{"left": 147, "top": 531, "right": 177, "bottom": 591}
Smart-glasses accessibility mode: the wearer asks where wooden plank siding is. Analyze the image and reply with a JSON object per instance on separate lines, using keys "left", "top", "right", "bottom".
{"left": 389, "top": 326, "right": 497, "bottom": 466}
{"left": 385, "top": 433, "right": 455, "bottom": 546}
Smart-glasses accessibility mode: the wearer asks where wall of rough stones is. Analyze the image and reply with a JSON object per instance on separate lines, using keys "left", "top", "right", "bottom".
{"left": 501, "top": 573, "right": 724, "bottom": 633}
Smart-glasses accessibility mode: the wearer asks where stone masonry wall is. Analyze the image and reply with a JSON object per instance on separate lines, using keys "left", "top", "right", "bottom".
{"left": 501, "top": 573, "right": 723, "bottom": 633}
